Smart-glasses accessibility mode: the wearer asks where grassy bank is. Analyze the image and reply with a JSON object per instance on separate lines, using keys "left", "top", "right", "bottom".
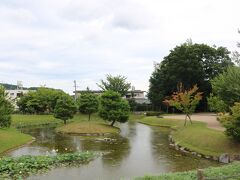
{"left": 139, "top": 117, "right": 240, "bottom": 156}
{"left": 1, "top": 113, "right": 141, "bottom": 154}
{"left": 12, "top": 114, "right": 61, "bottom": 128}
{"left": 56, "top": 122, "right": 120, "bottom": 135}
{"left": 0, "top": 128, "right": 33, "bottom": 154}
{"left": 0, "top": 151, "right": 95, "bottom": 179}
{"left": 135, "top": 162, "right": 240, "bottom": 180}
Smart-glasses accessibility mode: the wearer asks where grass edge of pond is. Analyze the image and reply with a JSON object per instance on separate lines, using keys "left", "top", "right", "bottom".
{"left": 138, "top": 117, "right": 240, "bottom": 157}
{"left": 55, "top": 122, "right": 120, "bottom": 135}
{"left": 0, "top": 128, "right": 33, "bottom": 155}
{"left": 134, "top": 161, "right": 240, "bottom": 180}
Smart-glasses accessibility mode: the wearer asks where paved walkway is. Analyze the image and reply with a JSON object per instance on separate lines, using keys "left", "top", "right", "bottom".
{"left": 163, "top": 113, "right": 225, "bottom": 131}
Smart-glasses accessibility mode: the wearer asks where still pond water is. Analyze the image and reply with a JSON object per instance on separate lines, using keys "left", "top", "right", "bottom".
{"left": 9, "top": 122, "right": 219, "bottom": 180}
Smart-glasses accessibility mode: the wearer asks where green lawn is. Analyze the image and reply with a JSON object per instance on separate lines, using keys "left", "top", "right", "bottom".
{"left": 135, "top": 161, "right": 240, "bottom": 180}
{"left": 139, "top": 117, "right": 240, "bottom": 156}
{"left": 12, "top": 114, "right": 61, "bottom": 128}
{"left": 56, "top": 122, "right": 120, "bottom": 135}
{"left": 0, "top": 128, "right": 33, "bottom": 154}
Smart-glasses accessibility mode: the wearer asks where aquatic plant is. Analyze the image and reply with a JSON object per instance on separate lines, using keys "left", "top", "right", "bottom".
{"left": 0, "top": 151, "right": 95, "bottom": 179}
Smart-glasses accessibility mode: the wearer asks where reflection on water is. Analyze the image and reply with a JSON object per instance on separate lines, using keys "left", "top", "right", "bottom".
{"left": 8, "top": 121, "right": 219, "bottom": 180}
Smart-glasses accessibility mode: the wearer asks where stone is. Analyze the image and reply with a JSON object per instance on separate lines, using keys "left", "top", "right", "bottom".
{"left": 204, "top": 156, "right": 210, "bottom": 159}
{"left": 180, "top": 147, "right": 185, "bottom": 151}
{"left": 169, "top": 143, "right": 175, "bottom": 148}
{"left": 191, "top": 152, "right": 197, "bottom": 156}
{"left": 212, "top": 156, "right": 219, "bottom": 161}
{"left": 219, "top": 153, "right": 230, "bottom": 163}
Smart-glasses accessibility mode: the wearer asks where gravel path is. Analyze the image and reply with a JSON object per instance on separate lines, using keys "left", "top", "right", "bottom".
{"left": 163, "top": 113, "right": 225, "bottom": 131}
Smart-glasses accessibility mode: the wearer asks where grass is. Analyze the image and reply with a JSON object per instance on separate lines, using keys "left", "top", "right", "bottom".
{"left": 56, "top": 122, "right": 120, "bottom": 135}
{"left": 139, "top": 117, "right": 240, "bottom": 156}
{"left": 12, "top": 114, "right": 61, "bottom": 128}
{"left": 0, "top": 128, "right": 33, "bottom": 154}
{"left": 0, "top": 151, "right": 96, "bottom": 179}
{"left": 135, "top": 161, "right": 240, "bottom": 180}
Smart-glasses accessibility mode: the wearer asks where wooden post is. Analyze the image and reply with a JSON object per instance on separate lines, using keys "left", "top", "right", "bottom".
{"left": 197, "top": 169, "right": 204, "bottom": 180}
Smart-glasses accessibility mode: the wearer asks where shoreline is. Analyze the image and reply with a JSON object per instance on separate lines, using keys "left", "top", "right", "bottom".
{"left": 138, "top": 120, "right": 240, "bottom": 163}
{"left": 1, "top": 137, "right": 36, "bottom": 156}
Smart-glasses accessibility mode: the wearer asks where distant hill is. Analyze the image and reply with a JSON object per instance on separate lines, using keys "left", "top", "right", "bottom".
{"left": 0, "top": 83, "right": 39, "bottom": 90}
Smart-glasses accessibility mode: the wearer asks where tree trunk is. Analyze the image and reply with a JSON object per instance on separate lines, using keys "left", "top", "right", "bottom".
{"left": 88, "top": 113, "right": 91, "bottom": 121}
{"left": 188, "top": 114, "right": 193, "bottom": 124}
{"left": 111, "top": 120, "right": 116, "bottom": 126}
{"left": 184, "top": 115, "right": 187, "bottom": 126}
{"left": 64, "top": 120, "right": 66, "bottom": 125}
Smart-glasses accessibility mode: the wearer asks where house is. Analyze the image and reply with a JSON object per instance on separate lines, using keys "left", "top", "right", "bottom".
{"left": 5, "top": 89, "right": 35, "bottom": 109}
{"left": 74, "top": 89, "right": 150, "bottom": 104}
{"left": 6, "top": 89, "right": 31, "bottom": 99}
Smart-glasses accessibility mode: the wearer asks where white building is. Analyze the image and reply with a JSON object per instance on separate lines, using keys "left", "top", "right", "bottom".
{"left": 5, "top": 89, "right": 34, "bottom": 109}
{"left": 6, "top": 89, "right": 30, "bottom": 99}
{"left": 75, "top": 89, "right": 150, "bottom": 104}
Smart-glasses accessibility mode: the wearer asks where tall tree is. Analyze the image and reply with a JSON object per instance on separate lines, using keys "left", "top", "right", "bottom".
{"left": 77, "top": 92, "right": 99, "bottom": 121}
{"left": 165, "top": 84, "right": 202, "bottom": 126}
{"left": 99, "top": 91, "right": 130, "bottom": 126}
{"left": 17, "top": 88, "right": 67, "bottom": 114}
{"left": 148, "top": 42, "right": 233, "bottom": 110}
{"left": 54, "top": 95, "right": 77, "bottom": 125}
{"left": 97, "top": 75, "right": 131, "bottom": 96}
{"left": 211, "top": 66, "right": 240, "bottom": 107}
{"left": 0, "top": 86, "right": 14, "bottom": 128}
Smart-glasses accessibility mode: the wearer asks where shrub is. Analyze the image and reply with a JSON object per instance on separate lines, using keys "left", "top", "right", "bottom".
{"left": 0, "top": 86, "right": 14, "bottom": 128}
{"left": 145, "top": 111, "right": 162, "bottom": 116}
{"left": 0, "top": 152, "right": 95, "bottom": 179}
{"left": 99, "top": 91, "right": 130, "bottom": 126}
{"left": 224, "top": 103, "right": 240, "bottom": 141}
{"left": 207, "top": 94, "right": 228, "bottom": 113}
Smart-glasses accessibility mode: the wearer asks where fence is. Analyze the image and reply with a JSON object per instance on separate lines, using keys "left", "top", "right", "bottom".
{"left": 197, "top": 169, "right": 240, "bottom": 180}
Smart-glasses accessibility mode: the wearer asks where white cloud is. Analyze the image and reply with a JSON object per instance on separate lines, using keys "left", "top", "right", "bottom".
{"left": 0, "top": 0, "right": 239, "bottom": 94}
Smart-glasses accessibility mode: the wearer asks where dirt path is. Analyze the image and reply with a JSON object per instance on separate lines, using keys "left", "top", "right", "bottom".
{"left": 163, "top": 113, "right": 224, "bottom": 131}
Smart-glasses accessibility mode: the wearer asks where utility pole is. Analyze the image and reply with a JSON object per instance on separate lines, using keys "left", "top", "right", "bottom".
{"left": 74, "top": 80, "right": 77, "bottom": 101}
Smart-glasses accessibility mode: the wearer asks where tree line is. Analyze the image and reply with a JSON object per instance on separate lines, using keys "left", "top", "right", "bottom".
{"left": 148, "top": 34, "right": 240, "bottom": 141}
{"left": 0, "top": 75, "right": 131, "bottom": 128}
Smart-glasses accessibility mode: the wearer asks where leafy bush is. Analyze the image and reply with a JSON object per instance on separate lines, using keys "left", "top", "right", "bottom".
{"left": 99, "top": 90, "right": 130, "bottom": 126}
{"left": 207, "top": 94, "right": 228, "bottom": 113}
{"left": 145, "top": 111, "right": 162, "bottom": 116}
{"left": 77, "top": 92, "right": 99, "bottom": 121}
{"left": 54, "top": 95, "right": 77, "bottom": 124}
{"left": 223, "top": 103, "right": 240, "bottom": 141}
{"left": 0, "top": 86, "right": 14, "bottom": 128}
{"left": 0, "top": 152, "right": 95, "bottom": 179}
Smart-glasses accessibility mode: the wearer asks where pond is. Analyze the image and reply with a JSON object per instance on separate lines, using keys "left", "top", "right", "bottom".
{"left": 8, "top": 121, "right": 219, "bottom": 180}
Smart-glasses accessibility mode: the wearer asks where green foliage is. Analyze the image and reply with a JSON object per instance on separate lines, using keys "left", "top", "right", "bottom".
{"left": 77, "top": 92, "right": 99, "bottom": 121}
{"left": 127, "top": 98, "right": 137, "bottom": 111}
{"left": 99, "top": 91, "right": 130, "bottom": 126}
{"left": 148, "top": 42, "right": 233, "bottom": 109}
{"left": 97, "top": 74, "right": 131, "bottom": 96}
{"left": 145, "top": 111, "right": 162, "bottom": 116}
{"left": 0, "top": 86, "right": 14, "bottom": 128}
{"left": 166, "top": 84, "right": 202, "bottom": 125}
{"left": 211, "top": 66, "right": 240, "bottom": 106}
{"left": 0, "top": 152, "right": 95, "bottom": 179}
{"left": 54, "top": 95, "right": 77, "bottom": 124}
{"left": 207, "top": 94, "right": 228, "bottom": 113}
{"left": 17, "top": 88, "right": 67, "bottom": 114}
{"left": 224, "top": 103, "right": 240, "bottom": 141}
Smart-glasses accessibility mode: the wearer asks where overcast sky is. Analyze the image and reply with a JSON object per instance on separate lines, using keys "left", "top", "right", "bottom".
{"left": 0, "top": 0, "right": 239, "bottom": 94}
